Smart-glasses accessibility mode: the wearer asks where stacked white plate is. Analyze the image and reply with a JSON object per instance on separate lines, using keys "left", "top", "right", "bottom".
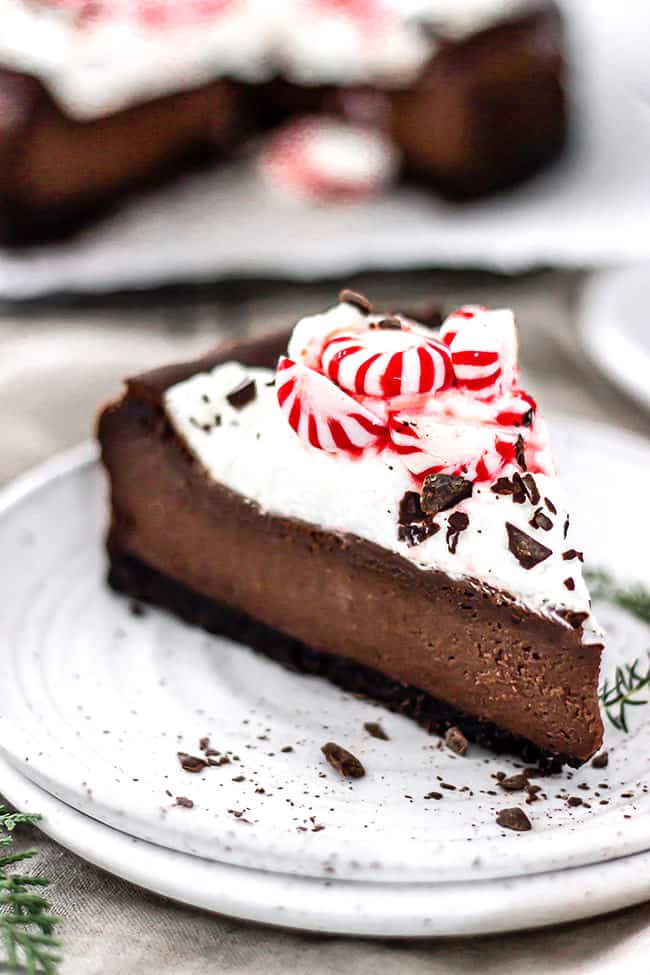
{"left": 1, "top": 419, "right": 650, "bottom": 937}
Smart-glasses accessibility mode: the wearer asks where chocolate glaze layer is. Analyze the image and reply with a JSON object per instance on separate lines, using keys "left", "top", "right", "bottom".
{"left": 98, "top": 330, "right": 603, "bottom": 766}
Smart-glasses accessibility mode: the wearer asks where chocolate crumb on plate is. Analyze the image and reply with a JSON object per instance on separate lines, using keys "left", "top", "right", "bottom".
{"left": 177, "top": 752, "right": 207, "bottom": 773}
{"left": 591, "top": 751, "right": 609, "bottom": 769}
{"left": 339, "top": 288, "right": 372, "bottom": 314}
{"left": 444, "top": 726, "right": 469, "bottom": 756}
{"left": 199, "top": 736, "right": 210, "bottom": 752}
{"left": 364, "top": 721, "right": 389, "bottom": 741}
{"left": 226, "top": 377, "right": 257, "bottom": 409}
{"left": 232, "top": 775, "right": 246, "bottom": 782}
{"left": 424, "top": 791, "right": 443, "bottom": 800}
{"left": 506, "top": 523, "right": 552, "bottom": 569}
{"left": 496, "top": 807, "right": 532, "bottom": 831}
{"left": 208, "top": 755, "right": 231, "bottom": 766}
{"left": 567, "top": 796, "right": 583, "bottom": 808}
{"left": 321, "top": 742, "right": 365, "bottom": 779}
{"left": 498, "top": 772, "right": 529, "bottom": 792}
{"left": 421, "top": 473, "right": 473, "bottom": 517}
{"left": 281, "top": 745, "right": 294, "bottom": 753}
{"left": 175, "top": 796, "right": 194, "bottom": 809}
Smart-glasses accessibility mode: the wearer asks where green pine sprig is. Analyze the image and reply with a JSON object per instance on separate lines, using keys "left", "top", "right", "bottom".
{"left": 0, "top": 807, "right": 62, "bottom": 974}
{"left": 587, "top": 569, "right": 650, "bottom": 733}
{"left": 599, "top": 657, "right": 650, "bottom": 733}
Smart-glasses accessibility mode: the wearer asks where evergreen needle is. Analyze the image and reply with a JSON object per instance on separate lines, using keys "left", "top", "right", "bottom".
{"left": 0, "top": 807, "right": 61, "bottom": 973}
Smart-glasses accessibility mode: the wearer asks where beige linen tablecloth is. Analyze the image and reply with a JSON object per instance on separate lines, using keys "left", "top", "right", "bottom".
{"left": 1, "top": 271, "right": 649, "bottom": 975}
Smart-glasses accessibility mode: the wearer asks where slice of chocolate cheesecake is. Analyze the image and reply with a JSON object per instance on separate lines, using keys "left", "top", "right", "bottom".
{"left": 98, "top": 294, "right": 604, "bottom": 769}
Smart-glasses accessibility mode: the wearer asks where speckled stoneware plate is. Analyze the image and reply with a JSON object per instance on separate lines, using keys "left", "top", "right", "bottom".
{"left": 2, "top": 750, "right": 650, "bottom": 938}
{"left": 579, "top": 266, "right": 650, "bottom": 414}
{"left": 0, "top": 420, "right": 649, "bottom": 895}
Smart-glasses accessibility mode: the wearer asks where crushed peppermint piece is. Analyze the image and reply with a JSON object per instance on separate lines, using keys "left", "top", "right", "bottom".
{"left": 506, "top": 523, "right": 552, "bottom": 569}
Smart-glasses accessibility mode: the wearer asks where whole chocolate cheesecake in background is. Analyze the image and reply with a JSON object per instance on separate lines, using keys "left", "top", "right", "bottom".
{"left": 99, "top": 291, "right": 604, "bottom": 771}
{"left": 0, "top": 0, "right": 566, "bottom": 245}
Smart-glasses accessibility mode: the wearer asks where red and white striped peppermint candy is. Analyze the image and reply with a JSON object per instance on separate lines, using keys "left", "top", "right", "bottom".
{"left": 276, "top": 356, "right": 387, "bottom": 453}
{"left": 440, "top": 307, "right": 517, "bottom": 400}
{"left": 389, "top": 413, "right": 523, "bottom": 482}
{"left": 259, "top": 116, "right": 398, "bottom": 202}
{"left": 320, "top": 324, "right": 454, "bottom": 399}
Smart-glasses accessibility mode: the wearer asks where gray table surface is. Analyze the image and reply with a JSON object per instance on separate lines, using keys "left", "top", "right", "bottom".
{"left": 1, "top": 270, "right": 649, "bottom": 974}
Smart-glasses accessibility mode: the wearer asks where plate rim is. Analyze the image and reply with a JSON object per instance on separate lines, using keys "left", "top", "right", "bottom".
{"left": 2, "top": 751, "right": 650, "bottom": 939}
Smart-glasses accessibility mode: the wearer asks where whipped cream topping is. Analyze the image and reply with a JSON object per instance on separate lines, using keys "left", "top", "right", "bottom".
{"left": 163, "top": 300, "right": 601, "bottom": 643}
{"left": 0, "top": 0, "right": 531, "bottom": 118}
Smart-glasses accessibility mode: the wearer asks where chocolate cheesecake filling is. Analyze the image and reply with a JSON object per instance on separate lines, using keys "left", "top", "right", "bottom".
{"left": 98, "top": 331, "right": 603, "bottom": 769}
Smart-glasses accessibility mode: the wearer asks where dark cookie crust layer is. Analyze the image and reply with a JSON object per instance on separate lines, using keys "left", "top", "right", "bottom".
{"left": 108, "top": 547, "right": 578, "bottom": 772}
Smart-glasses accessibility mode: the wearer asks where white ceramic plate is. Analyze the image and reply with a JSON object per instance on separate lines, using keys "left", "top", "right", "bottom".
{"left": 3, "top": 750, "right": 650, "bottom": 938}
{"left": 579, "top": 266, "right": 650, "bottom": 413}
{"left": 0, "top": 422, "right": 649, "bottom": 890}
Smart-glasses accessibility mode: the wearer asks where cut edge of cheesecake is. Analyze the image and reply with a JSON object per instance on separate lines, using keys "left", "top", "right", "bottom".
{"left": 97, "top": 324, "right": 604, "bottom": 771}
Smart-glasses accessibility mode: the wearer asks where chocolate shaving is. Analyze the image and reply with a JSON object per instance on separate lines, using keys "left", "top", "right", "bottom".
{"left": 522, "top": 474, "right": 541, "bottom": 505}
{"left": 515, "top": 434, "right": 527, "bottom": 471}
{"left": 399, "top": 490, "right": 425, "bottom": 524}
{"left": 447, "top": 511, "right": 469, "bottom": 554}
{"left": 226, "top": 377, "right": 257, "bottom": 409}
{"left": 562, "top": 549, "right": 584, "bottom": 562}
{"left": 591, "top": 751, "right": 609, "bottom": 769}
{"left": 567, "top": 796, "right": 583, "bottom": 808}
{"left": 364, "top": 722, "right": 389, "bottom": 741}
{"left": 399, "top": 521, "right": 440, "bottom": 547}
{"left": 177, "top": 753, "right": 207, "bottom": 773}
{"left": 563, "top": 515, "right": 570, "bottom": 538}
{"left": 496, "top": 807, "right": 532, "bottom": 832}
{"left": 372, "top": 316, "right": 403, "bottom": 330}
{"left": 444, "top": 726, "right": 468, "bottom": 756}
{"left": 564, "top": 577, "right": 576, "bottom": 591}
{"left": 208, "top": 755, "right": 231, "bottom": 766}
{"left": 560, "top": 610, "right": 589, "bottom": 630}
{"left": 491, "top": 477, "right": 514, "bottom": 496}
{"left": 511, "top": 472, "right": 527, "bottom": 504}
{"left": 339, "top": 288, "right": 372, "bottom": 314}
{"left": 544, "top": 496, "right": 557, "bottom": 515}
{"left": 421, "top": 473, "right": 473, "bottom": 516}
{"left": 199, "top": 737, "right": 210, "bottom": 752}
{"left": 529, "top": 507, "right": 553, "bottom": 532}
{"left": 321, "top": 742, "right": 365, "bottom": 779}
{"left": 175, "top": 796, "right": 194, "bottom": 808}
{"left": 506, "top": 523, "right": 552, "bottom": 569}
